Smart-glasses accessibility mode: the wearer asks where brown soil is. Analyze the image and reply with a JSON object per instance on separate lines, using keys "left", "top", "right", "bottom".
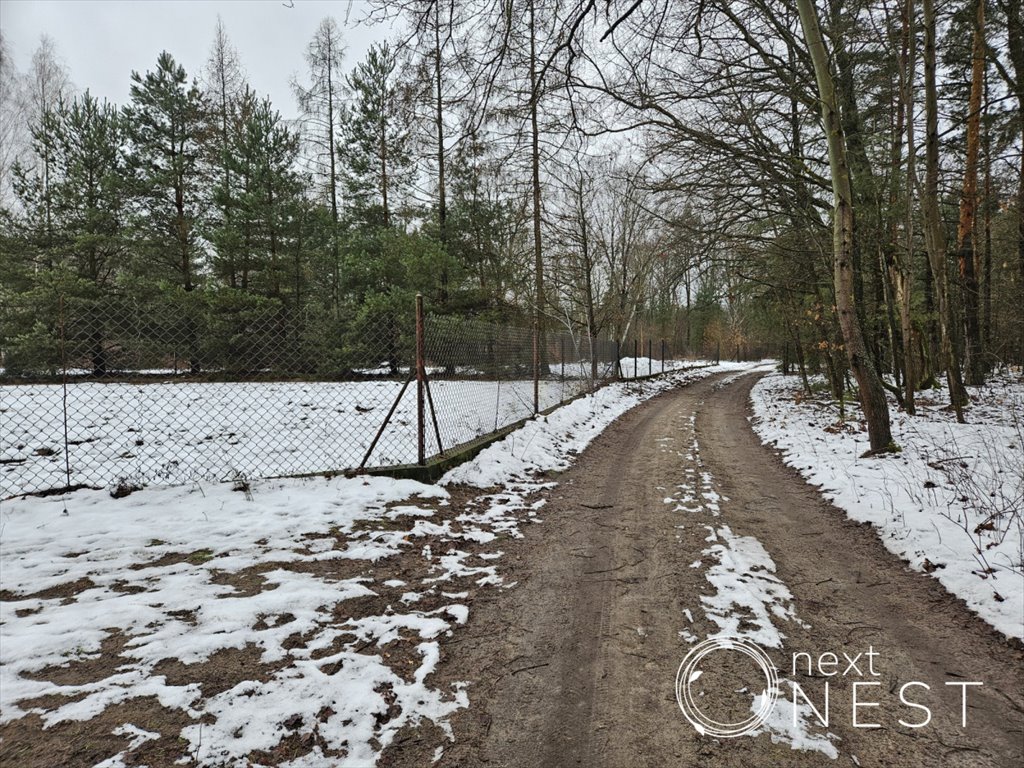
{"left": 23, "top": 632, "right": 129, "bottom": 686}
{"left": 0, "top": 698, "right": 193, "bottom": 768}
{"left": 0, "top": 472, "right": 521, "bottom": 766}
{"left": 0, "top": 576, "right": 99, "bottom": 602}
{"left": 152, "top": 645, "right": 290, "bottom": 699}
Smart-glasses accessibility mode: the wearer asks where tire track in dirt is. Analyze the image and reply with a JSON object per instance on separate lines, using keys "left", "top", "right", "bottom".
{"left": 382, "top": 371, "right": 1024, "bottom": 768}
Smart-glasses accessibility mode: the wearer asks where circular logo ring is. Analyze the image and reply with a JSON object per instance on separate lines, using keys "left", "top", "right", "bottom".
{"left": 675, "top": 636, "right": 779, "bottom": 738}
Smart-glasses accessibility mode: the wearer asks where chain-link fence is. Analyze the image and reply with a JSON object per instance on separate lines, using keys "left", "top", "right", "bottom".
{"left": 2, "top": 292, "right": 684, "bottom": 496}
{"left": 417, "top": 313, "right": 620, "bottom": 460}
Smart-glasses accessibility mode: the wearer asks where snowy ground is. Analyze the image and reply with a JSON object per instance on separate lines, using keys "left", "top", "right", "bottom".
{"left": 750, "top": 371, "right": 1024, "bottom": 640}
{"left": 0, "top": 361, "right": 754, "bottom": 768}
{"left": 1, "top": 359, "right": 704, "bottom": 497}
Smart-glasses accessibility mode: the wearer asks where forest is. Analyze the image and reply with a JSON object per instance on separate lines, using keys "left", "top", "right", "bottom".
{"left": 0, "top": 0, "right": 1021, "bottom": 446}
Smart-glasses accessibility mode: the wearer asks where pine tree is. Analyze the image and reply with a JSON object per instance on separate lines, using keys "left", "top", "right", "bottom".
{"left": 204, "top": 91, "right": 306, "bottom": 372}
{"left": 49, "top": 93, "right": 129, "bottom": 374}
{"left": 226, "top": 91, "right": 303, "bottom": 301}
{"left": 124, "top": 51, "right": 207, "bottom": 294}
{"left": 49, "top": 93, "right": 129, "bottom": 287}
{"left": 339, "top": 42, "right": 413, "bottom": 228}
{"left": 124, "top": 51, "right": 208, "bottom": 372}
{"left": 3, "top": 92, "right": 127, "bottom": 375}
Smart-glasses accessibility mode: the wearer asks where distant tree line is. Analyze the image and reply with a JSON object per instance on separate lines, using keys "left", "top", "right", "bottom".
{"left": 471, "top": 0, "right": 1022, "bottom": 446}
{"left": 0, "top": 19, "right": 714, "bottom": 380}
{"left": 0, "top": 0, "right": 1021, "bottom": 432}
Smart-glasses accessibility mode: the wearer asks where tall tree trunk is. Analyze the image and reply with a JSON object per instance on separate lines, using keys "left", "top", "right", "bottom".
{"left": 982, "top": 70, "right": 993, "bottom": 354}
{"left": 956, "top": 0, "right": 986, "bottom": 384}
{"left": 832, "top": 0, "right": 882, "bottom": 373}
{"left": 922, "top": 0, "right": 967, "bottom": 420}
{"left": 899, "top": 0, "right": 917, "bottom": 413}
{"left": 797, "top": 0, "right": 895, "bottom": 452}
{"left": 585, "top": 239, "right": 598, "bottom": 383}
{"left": 433, "top": 1, "right": 448, "bottom": 304}
{"left": 219, "top": 57, "right": 234, "bottom": 287}
{"left": 380, "top": 106, "right": 389, "bottom": 227}
{"left": 880, "top": 48, "right": 903, "bottom": 401}
{"left": 1005, "top": 0, "right": 1024, "bottom": 364}
{"left": 326, "top": 36, "right": 340, "bottom": 316}
{"left": 577, "top": 176, "right": 598, "bottom": 382}
{"left": 1019, "top": 147, "right": 1024, "bottom": 365}
{"left": 268, "top": 187, "right": 279, "bottom": 297}
{"left": 529, "top": 0, "right": 546, "bottom": 410}
{"left": 922, "top": 246, "right": 938, "bottom": 383}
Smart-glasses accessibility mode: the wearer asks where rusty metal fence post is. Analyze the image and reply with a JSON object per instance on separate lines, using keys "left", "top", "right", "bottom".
{"left": 533, "top": 317, "right": 539, "bottom": 414}
{"left": 416, "top": 293, "right": 426, "bottom": 465}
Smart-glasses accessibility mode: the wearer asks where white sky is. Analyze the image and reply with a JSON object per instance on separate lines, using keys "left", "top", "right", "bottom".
{"left": 1, "top": 0, "right": 392, "bottom": 119}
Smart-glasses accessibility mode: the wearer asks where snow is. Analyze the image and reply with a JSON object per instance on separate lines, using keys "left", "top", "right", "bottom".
{"left": 750, "top": 371, "right": 1024, "bottom": 640}
{"left": 753, "top": 690, "right": 840, "bottom": 759}
{"left": 0, "top": 378, "right": 585, "bottom": 495}
{"left": 0, "top": 474, "right": 475, "bottom": 765}
{"left": 614, "top": 356, "right": 706, "bottom": 378}
{"left": 3, "top": 362, "right": 720, "bottom": 496}
{"left": 444, "top": 361, "right": 756, "bottom": 488}
{"left": 687, "top": 513, "right": 839, "bottom": 760}
{"left": 92, "top": 724, "right": 162, "bottom": 768}
{"left": 670, "top": 375, "right": 838, "bottom": 759}
{"left": 1, "top": 360, "right": 758, "bottom": 766}
{"left": 688, "top": 524, "right": 839, "bottom": 757}
{"left": 700, "top": 524, "right": 808, "bottom": 649}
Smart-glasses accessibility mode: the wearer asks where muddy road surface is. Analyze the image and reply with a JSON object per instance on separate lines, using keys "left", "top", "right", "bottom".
{"left": 383, "top": 371, "right": 1024, "bottom": 768}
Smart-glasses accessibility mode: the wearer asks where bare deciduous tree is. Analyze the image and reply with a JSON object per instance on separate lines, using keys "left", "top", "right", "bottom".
{"left": 293, "top": 17, "right": 345, "bottom": 313}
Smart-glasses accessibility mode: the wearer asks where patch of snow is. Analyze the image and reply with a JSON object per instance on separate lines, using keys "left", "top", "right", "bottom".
{"left": 751, "top": 689, "right": 840, "bottom": 759}
{"left": 0, "top": 474, "right": 470, "bottom": 763}
{"left": 700, "top": 524, "right": 807, "bottom": 650}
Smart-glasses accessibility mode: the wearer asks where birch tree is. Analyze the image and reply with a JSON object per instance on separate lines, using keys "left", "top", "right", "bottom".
{"left": 796, "top": 0, "right": 895, "bottom": 452}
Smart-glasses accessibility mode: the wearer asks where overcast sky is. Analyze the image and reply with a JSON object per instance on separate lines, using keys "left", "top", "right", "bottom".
{"left": 1, "top": 0, "right": 392, "bottom": 119}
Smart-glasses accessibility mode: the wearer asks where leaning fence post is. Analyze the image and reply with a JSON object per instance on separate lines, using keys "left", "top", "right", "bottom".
{"left": 416, "top": 293, "right": 426, "bottom": 465}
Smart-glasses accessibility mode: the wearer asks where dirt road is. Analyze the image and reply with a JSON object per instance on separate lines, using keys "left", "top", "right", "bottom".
{"left": 383, "top": 371, "right": 1024, "bottom": 768}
